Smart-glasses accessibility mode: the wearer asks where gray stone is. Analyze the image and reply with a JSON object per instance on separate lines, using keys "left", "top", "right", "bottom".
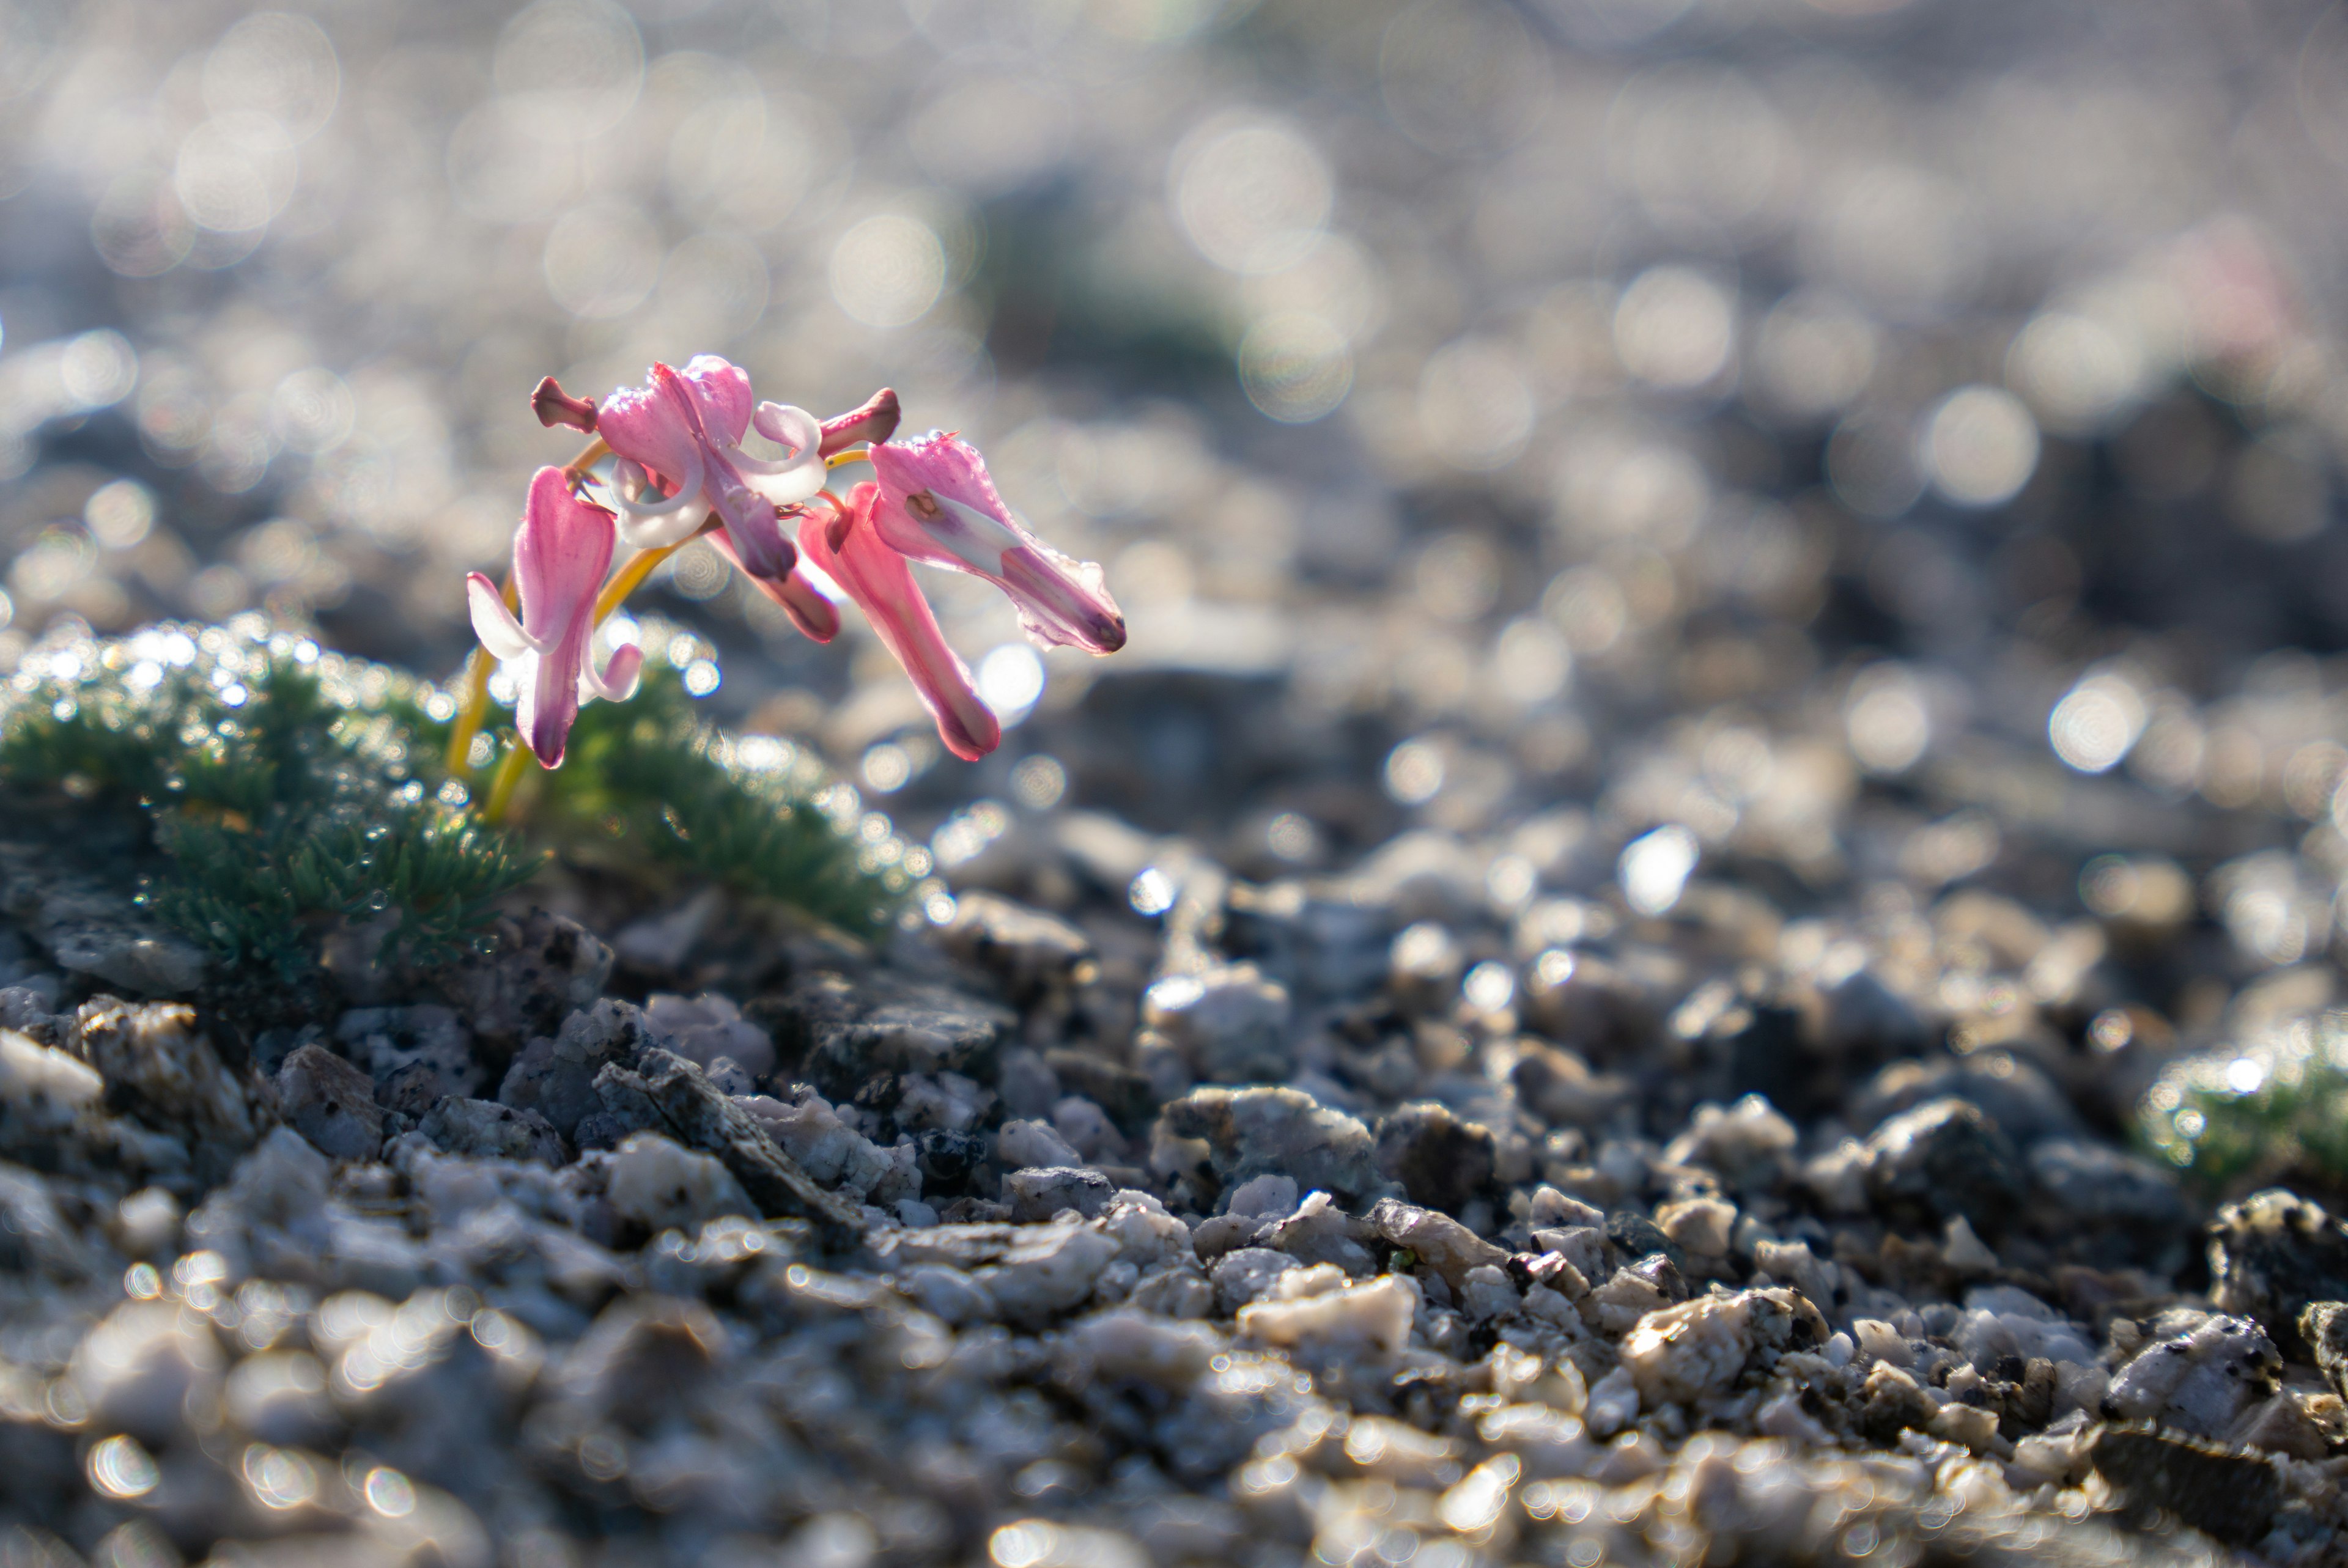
{"left": 1374, "top": 1102, "right": 1496, "bottom": 1216}
{"left": 73, "top": 997, "right": 268, "bottom": 1183}
{"left": 1220, "top": 878, "right": 1394, "bottom": 1000}
{"left": 440, "top": 909, "right": 612, "bottom": 1053}
{"left": 418, "top": 1097, "right": 567, "bottom": 1164}
{"left": 1005, "top": 1165, "right": 1115, "bottom": 1223}
{"left": 2103, "top": 1315, "right": 2280, "bottom": 1438}
{"left": 2210, "top": 1189, "right": 2348, "bottom": 1358}
{"left": 1157, "top": 1086, "right": 1382, "bottom": 1202}
{"left": 1851, "top": 1054, "right": 2081, "bottom": 1147}
{"left": 764, "top": 969, "right": 1011, "bottom": 1106}
{"left": 2298, "top": 1301, "right": 2348, "bottom": 1401}
{"left": 337, "top": 1004, "right": 479, "bottom": 1116}
{"left": 0, "top": 843, "right": 204, "bottom": 996}
{"left": 939, "top": 891, "right": 1096, "bottom": 1003}
{"left": 500, "top": 998, "right": 655, "bottom": 1139}
{"left": 1861, "top": 1097, "right": 2026, "bottom": 1231}
{"left": 1209, "top": 1246, "right": 1300, "bottom": 1314}
{"left": 1368, "top": 1196, "right": 1508, "bottom": 1294}
{"left": 275, "top": 1043, "right": 383, "bottom": 1160}
{"left": 1142, "top": 963, "right": 1292, "bottom": 1084}
{"left": 644, "top": 992, "right": 775, "bottom": 1081}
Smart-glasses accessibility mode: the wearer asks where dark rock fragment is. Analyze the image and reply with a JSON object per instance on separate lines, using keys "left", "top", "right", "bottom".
{"left": 1374, "top": 1102, "right": 1495, "bottom": 1216}
{"left": 2209, "top": 1188, "right": 2348, "bottom": 1358}
{"left": 500, "top": 998, "right": 655, "bottom": 1138}
{"left": 1005, "top": 1165, "right": 1114, "bottom": 1222}
{"left": 755, "top": 969, "right": 1009, "bottom": 1108}
{"left": 1159, "top": 1086, "right": 1382, "bottom": 1202}
{"left": 1861, "top": 1097, "right": 2026, "bottom": 1231}
{"left": 418, "top": 1097, "right": 566, "bottom": 1164}
{"left": 275, "top": 1043, "right": 382, "bottom": 1160}
{"left": 2088, "top": 1424, "right": 2283, "bottom": 1545}
{"left": 2301, "top": 1301, "right": 2348, "bottom": 1401}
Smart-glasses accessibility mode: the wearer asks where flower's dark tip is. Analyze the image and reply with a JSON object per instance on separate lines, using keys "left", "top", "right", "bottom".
{"left": 533, "top": 376, "right": 599, "bottom": 432}
{"left": 819, "top": 387, "right": 903, "bottom": 455}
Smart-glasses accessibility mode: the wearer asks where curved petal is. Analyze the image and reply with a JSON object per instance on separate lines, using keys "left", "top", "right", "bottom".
{"left": 677, "top": 355, "right": 755, "bottom": 445}
{"left": 797, "top": 485, "right": 999, "bottom": 762}
{"left": 707, "top": 531, "right": 836, "bottom": 642}
{"left": 818, "top": 387, "right": 901, "bottom": 455}
{"left": 578, "top": 640, "right": 644, "bottom": 703}
{"left": 866, "top": 431, "right": 1127, "bottom": 655}
{"left": 703, "top": 454, "right": 794, "bottom": 579}
{"left": 514, "top": 468, "right": 617, "bottom": 650}
{"left": 466, "top": 573, "right": 541, "bottom": 661}
{"left": 526, "top": 634, "right": 582, "bottom": 768}
{"left": 597, "top": 363, "right": 703, "bottom": 496}
{"left": 615, "top": 506, "right": 709, "bottom": 553}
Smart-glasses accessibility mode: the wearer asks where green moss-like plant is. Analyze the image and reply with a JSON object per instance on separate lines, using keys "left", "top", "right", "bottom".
{"left": 0, "top": 617, "right": 919, "bottom": 984}
{"left": 2138, "top": 1015, "right": 2348, "bottom": 1188}
{"left": 0, "top": 621, "right": 537, "bottom": 981}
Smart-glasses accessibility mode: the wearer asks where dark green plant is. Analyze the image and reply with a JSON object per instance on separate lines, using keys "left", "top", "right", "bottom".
{"left": 519, "top": 645, "right": 919, "bottom": 938}
{"left": 0, "top": 620, "right": 918, "bottom": 984}
{"left": 2138, "top": 1015, "right": 2348, "bottom": 1187}
{"left": 0, "top": 624, "right": 538, "bottom": 981}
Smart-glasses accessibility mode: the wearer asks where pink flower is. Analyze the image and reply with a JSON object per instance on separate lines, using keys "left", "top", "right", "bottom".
{"left": 706, "top": 529, "right": 841, "bottom": 644}
{"left": 868, "top": 430, "right": 1126, "bottom": 656}
{"left": 466, "top": 468, "right": 644, "bottom": 768}
{"left": 797, "top": 484, "right": 1000, "bottom": 762}
{"left": 594, "top": 356, "right": 827, "bottom": 581}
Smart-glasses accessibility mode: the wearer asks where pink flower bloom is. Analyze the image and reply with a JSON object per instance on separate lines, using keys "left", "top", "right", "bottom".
{"left": 819, "top": 387, "right": 901, "bottom": 455}
{"left": 706, "top": 529, "right": 841, "bottom": 644}
{"left": 797, "top": 484, "right": 1001, "bottom": 762}
{"left": 867, "top": 430, "right": 1126, "bottom": 655}
{"left": 466, "top": 468, "right": 643, "bottom": 768}
{"left": 594, "top": 356, "right": 827, "bottom": 581}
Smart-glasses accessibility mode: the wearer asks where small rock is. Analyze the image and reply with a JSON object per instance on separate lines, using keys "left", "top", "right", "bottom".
{"left": 74, "top": 998, "right": 267, "bottom": 1180}
{"left": 605, "top": 1132, "right": 756, "bottom": 1235}
{"left": 418, "top": 1097, "right": 567, "bottom": 1165}
{"left": 1236, "top": 1273, "right": 1416, "bottom": 1359}
{"left": 1621, "top": 1286, "right": 1828, "bottom": 1407}
{"left": 1606, "top": 1211, "right": 1684, "bottom": 1272}
{"left": 645, "top": 992, "right": 775, "bottom": 1081}
{"left": 1851, "top": 1054, "right": 2081, "bottom": 1148}
{"left": 1211, "top": 1246, "right": 1301, "bottom": 1314}
{"left": 2299, "top": 1301, "right": 2348, "bottom": 1401}
{"left": 1655, "top": 1196, "right": 1736, "bottom": 1262}
{"left": 998, "top": 1118, "right": 1084, "bottom": 1170}
{"left": 1659, "top": 1095, "right": 1797, "bottom": 1191}
{"left": 1225, "top": 1173, "right": 1299, "bottom": 1218}
{"left": 1266, "top": 1190, "right": 1376, "bottom": 1275}
{"left": 68, "top": 1300, "right": 223, "bottom": 1444}
{"left": 2209, "top": 1189, "right": 2348, "bottom": 1358}
{"left": 1005, "top": 1166, "right": 1115, "bottom": 1223}
{"left": 500, "top": 999, "right": 655, "bottom": 1139}
{"left": 1374, "top": 1102, "right": 1496, "bottom": 1216}
{"left": 441, "top": 909, "right": 613, "bottom": 1053}
{"left": 1368, "top": 1196, "right": 1508, "bottom": 1294}
{"left": 1142, "top": 964, "right": 1293, "bottom": 1084}
{"left": 940, "top": 891, "right": 1096, "bottom": 1004}
{"left": 1221, "top": 878, "right": 1394, "bottom": 1001}
{"left": 2102, "top": 1314, "right": 2281, "bottom": 1437}
{"left": 760, "top": 969, "right": 1010, "bottom": 1106}
{"left": 1861, "top": 1097, "right": 2026, "bottom": 1230}
{"left": 1158, "top": 1086, "right": 1383, "bottom": 1201}
{"left": 336, "top": 1005, "right": 479, "bottom": 1116}
{"left": 275, "top": 1043, "right": 384, "bottom": 1161}
{"left": 976, "top": 1220, "right": 1120, "bottom": 1328}
{"left": 2088, "top": 1425, "right": 2283, "bottom": 1546}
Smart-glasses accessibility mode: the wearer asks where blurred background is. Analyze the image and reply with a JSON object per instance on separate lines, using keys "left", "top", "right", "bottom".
{"left": 9, "top": 0, "right": 2348, "bottom": 913}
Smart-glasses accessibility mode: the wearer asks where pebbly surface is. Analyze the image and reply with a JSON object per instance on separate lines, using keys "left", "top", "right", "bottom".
{"left": 15, "top": 0, "right": 2348, "bottom": 1565}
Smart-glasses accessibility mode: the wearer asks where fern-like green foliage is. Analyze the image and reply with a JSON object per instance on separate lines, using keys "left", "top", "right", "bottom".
{"left": 516, "top": 639, "right": 921, "bottom": 938}
{"left": 0, "top": 621, "right": 539, "bottom": 981}
{"left": 2139, "top": 1015, "right": 2348, "bottom": 1188}
{"left": 0, "top": 618, "right": 920, "bottom": 984}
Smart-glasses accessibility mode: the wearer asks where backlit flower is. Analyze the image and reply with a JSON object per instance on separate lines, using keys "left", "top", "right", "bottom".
{"left": 868, "top": 430, "right": 1126, "bottom": 655}
{"left": 595, "top": 356, "right": 827, "bottom": 580}
{"left": 465, "top": 467, "right": 643, "bottom": 768}
{"left": 797, "top": 483, "right": 1000, "bottom": 762}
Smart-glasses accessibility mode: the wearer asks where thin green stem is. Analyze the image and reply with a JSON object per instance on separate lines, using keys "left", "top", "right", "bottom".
{"left": 482, "top": 735, "right": 533, "bottom": 824}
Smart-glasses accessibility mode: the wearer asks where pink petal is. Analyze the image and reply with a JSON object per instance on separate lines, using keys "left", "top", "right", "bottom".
{"left": 707, "top": 529, "right": 835, "bottom": 642}
{"left": 703, "top": 453, "right": 794, "bottom": 580}
{"left": 797, "top": 485, "right": 1000, "bottom": 762}
{"left": 510, "top": 466, "right": 618, "bottom": 768}
{"left": 597, "top": 363, "right": 703, "bottom": 497}
{"left": 867, "top": 431, "right": 1127, "bottom": 655}
{"left": 677, "top": 354, "right": 754, "bottom": 445}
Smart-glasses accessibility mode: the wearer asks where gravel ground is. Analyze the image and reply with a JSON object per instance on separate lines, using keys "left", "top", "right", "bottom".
{"left": 11, "top": 0, "right": 2348, "bottom": 1564}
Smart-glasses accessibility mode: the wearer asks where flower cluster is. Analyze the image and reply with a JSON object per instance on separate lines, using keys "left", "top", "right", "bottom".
{"left": 463, "top": 356, "right": 1125, "bottom": 770}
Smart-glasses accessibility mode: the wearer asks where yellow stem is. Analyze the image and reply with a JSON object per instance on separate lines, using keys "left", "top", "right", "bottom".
{"left": 825, "top": 446, "right": 870, "bottom": 470}
{"left": 593, "top": 513, "right": 718, "bottom": 623}
{"left": 564, "top": 437, "right": 611, "bottom": 476}
{"left": 443, "top": 575, "right": 516, "bottom": 777}
{"left": 482, "top": 737, "right": 533, "bottom": 825}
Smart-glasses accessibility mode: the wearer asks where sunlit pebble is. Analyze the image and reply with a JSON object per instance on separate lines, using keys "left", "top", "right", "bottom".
{"left": 1612, "top": 266, "right": 1735, "bottom": 390}
{"left": 2048, "top": 672, "right": 2147, "bottom": 775}
{"left": 1265, "top": 811, "right": 1318, "bottom": 861}
{"left": 1010, "top": 754, "right": 1066, "bottom": 810}
{"left": 1844, "top": 664, "right": 1930, "bottom": 775}
{"left": 832, "top": 214, "right": 947, "bottom": 329}
{"left": 1384, "top": 738, "right": 1445, "bottom": 804}
{"left": 1619, "top": 824, "right": 1699, "bottom": 918}
{"left": 1922, "top": 385, "right": 2039, "bottom": 506}
{"left": 1462, "top": 960, "right": 1516, "bottom": 1013}
{"left": 1129, "top": 866, "right": 1176, "bottom": 916}
{"left": 1170, "top": 115, "right": 1333, "bottom": 275}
